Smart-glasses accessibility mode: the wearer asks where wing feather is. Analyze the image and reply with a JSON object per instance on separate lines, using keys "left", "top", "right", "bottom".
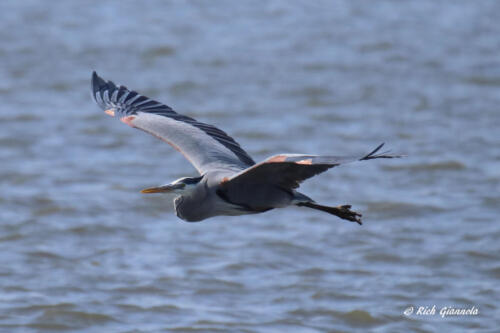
{"left": 91, "top": 72, "right": 255, "bottom": 174}
{"left": 223, "top": 143, "right": 402, "bottom": 191}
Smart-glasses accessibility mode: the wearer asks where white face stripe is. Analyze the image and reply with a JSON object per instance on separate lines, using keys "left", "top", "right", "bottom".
{"left": 173, "top": 176, "right": 203, "bottom": 186}
{"left": 172, "top": 178, "right": 185, "bottom": 184}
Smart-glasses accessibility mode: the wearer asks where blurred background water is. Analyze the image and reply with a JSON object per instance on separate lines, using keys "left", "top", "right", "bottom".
{"left": 1, "top": 0, "right": 499, "bottom": 332}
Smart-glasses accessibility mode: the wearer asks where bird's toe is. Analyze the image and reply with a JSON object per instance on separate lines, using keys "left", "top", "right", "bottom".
{"left": 338, "top": 205, "right": 363, "bottom": 225}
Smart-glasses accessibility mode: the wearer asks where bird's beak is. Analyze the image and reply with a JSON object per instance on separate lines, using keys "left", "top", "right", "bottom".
{"left": 140, "top": 183, "right": 185, "bottom": 193}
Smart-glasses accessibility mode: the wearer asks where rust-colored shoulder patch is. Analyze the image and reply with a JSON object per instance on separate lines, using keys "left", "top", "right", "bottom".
{"left": 104, "top": 109, "right": 115, "bottom": 117}
{"left": 120, "top": 115, "right": 136, "bottom": 127}
{"left": 220, "top": 177, "right": 230, "bottom": 184}
{"left": 296, "top": 158, "right": 313, "bottom": 165}
{"left": 268, "top": 155, "right": 287, "bottom": 162}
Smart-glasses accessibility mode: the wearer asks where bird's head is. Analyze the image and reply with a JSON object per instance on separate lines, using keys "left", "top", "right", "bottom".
{"left": 140, "top": 176, "right": 203, "bottom": 195}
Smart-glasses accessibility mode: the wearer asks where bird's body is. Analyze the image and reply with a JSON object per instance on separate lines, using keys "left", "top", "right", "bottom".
{"left": 172, "top": 171, "right": 252, "bottom": 222}
{"left": 159, "top": 170, "right": 305, "bottom": 222}
{"left": 91, "top": 72, "right": 401, "bottom": 225}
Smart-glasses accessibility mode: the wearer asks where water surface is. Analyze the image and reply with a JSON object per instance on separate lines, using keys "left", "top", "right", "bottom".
{"left": 1, "top": 1, "right": 499, "bottom": 332}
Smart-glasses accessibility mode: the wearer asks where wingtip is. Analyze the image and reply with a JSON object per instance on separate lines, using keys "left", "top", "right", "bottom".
{"left": 91, "top": 71, "right": 105, "bottom": 88}
{"left": 360, "top": 142, "right": 405, "bottom": 160}
{"left": 361, "top": 143, "right": 384, "bottom": 160}
{"left": 371, "top": 143, "right": 386, "bottom": 155}
{"left": 91, "top": 70, "right": 98, "bottom": 82}
{"left": 90, "top": 71, "right": 109, "bottom": 107}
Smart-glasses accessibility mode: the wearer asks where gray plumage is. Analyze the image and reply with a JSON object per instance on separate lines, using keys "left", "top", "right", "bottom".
{"left": 91, "top": 72, "right": 401, "bottom": 225}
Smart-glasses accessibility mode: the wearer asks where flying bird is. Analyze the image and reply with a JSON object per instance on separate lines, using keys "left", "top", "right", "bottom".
{"left": 91, "top": 72, "right": 401, "bottom": 225}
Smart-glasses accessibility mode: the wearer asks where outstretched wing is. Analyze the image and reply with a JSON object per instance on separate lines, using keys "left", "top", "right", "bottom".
{"left": 91, "top": 72, "right": 255, "bottom": 174}
{"left": 222, "top": 143, "right": 401, "bottom": 191}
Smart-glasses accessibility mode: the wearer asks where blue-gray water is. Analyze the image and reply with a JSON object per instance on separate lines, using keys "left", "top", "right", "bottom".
{"left": 1, "top": 1, "right": 499, "bottom": 332}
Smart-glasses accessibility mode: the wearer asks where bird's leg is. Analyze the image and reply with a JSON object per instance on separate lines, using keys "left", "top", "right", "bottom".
{"left": 331, "top": 205, "right": 362, "bottom": 225}
{"left": 296, "top": 202, "right": 363, "bottom": 225}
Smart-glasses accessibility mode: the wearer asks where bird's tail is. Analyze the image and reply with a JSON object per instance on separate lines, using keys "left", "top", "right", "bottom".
{"left": 297, "top": 202, "right": 362, "bottom": 225}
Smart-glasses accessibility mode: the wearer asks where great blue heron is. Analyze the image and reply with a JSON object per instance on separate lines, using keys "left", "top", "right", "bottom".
{"left": 91, "top": 72, "right": 401, "bottom": 225}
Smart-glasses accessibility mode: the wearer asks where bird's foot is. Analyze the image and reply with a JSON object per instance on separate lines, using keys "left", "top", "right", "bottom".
{"left": 336, "top": 205, "right": 362, "bottom": 225}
